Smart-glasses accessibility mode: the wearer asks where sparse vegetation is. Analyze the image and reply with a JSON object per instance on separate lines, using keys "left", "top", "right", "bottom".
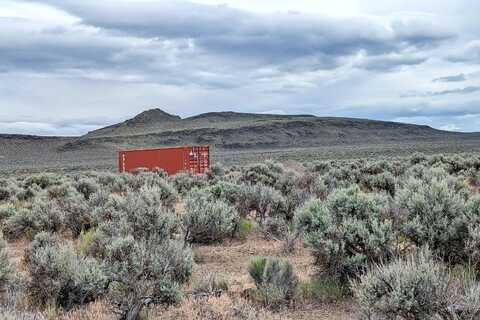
{"left": 2, "top": 153, "right": 480, "bottom": 319}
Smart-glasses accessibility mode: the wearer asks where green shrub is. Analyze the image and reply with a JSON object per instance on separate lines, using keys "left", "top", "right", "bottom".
{"left": 248, "top": 256, "right": 298, "bottom": 308}
{"left": 78, "top": 229, "right": 96, "bottom": 256}
{"left": 94, "top": 172, "right": 127, "bottom": 193}
{"left": 241, "top": 161, "right": 284, "bottom": 187}
{"left": 262, "top": 217, "right": 288, "bottom": 240}
{"left": 0, "top": 187, "right": 11, "bottom": 202}
{"left": 398, "top": 177, "right": 469, "bottom": 263}
{"left": 352, "top": 248, "right": 460, "bottom": 320}
{"left": 275, "top": 170, "right": 299, "bottom": 195}
{"left": 206, "top": 163, "right": 225, "bottom": 181}
{"left": 466, "top": 194, "right": 480, "bottom": 222}
{"left": 361, "top": 172, "right": 396, "bottom": 197}
{"left": 410, "top": 152, "right": 427, "bottom": 165}
{"left": 138, "top": 182, "right": 178, "bottom": 209}
{"left": 465, "top": 196, "right": 480, "bottom": 271}
{"left": 74, "top": 177, "right": 99, "bottom": 200}
{"left": 309, "top": 160, "right": 331, "bottom": 174}
{"left": 47, "top": 183, "right": 75, "bottom": 199}
{"left": 298, "top": 278, "right": 348, "bottom": 302}
{"left": 287, "top": 189, "right": 311, "bottom": 219}
{"left": 237, "top": 183, "right": 286, "bottom": 222}
{"left": 208, "top": 181, "right": 242, "bottom": 206}
{"left": 192, "top": 248, "right": 204, "bottom": 264}
{"left": 23, "top": 231, "right": 58, "bottom": 264}
{"left": 15, "top": 186, "right": 37, "bottom": 201}
{"left": 295, "top": 172, "right": 315, "bottom": 192}
{"left": 93, "top": 188, "right": 179, "bottom": 244}
{"left": 88, "top": 189, "right": 110, "bottom": 208}
{"left": 237, "top": 218, "right": 258, "bottom": 240}
{"left": 123, "top": 171, "right": 174, "bottom": 193}
{"left": 4, "top": 198, "right": 65, "bottom": 239}
{"left": 170, "top": 172, "right": 206, "bottom": 195}
{"left": 104, "top": 236, "right": 192, "bottom": 320}
{"left": 3, "top": 208, "right": 37, "bottom": 240}
{"left": 80, "top": 229, "right": 109, "bottom": 259}
{"left": 25, "top": 233, "right": 107, "bottom": 310}
{"left": 297, "top": 186, "right": 394, "bottom": 282}
{"left": 24, "top": 174, "right": 58, "bottom": 189}
{"left": 311, "top": 176, "right": 328, "bottom": 199}
{"left": 157, "top": 182, "right": 178, "bottom": 209}
{"left": 59, "top": 193, "right": 91, "bottom": 237}
{"left": 293, "top": 200, "right": 316, "bottom": 234}
{"left": 0, "top": 204, "right": 15, "bottom": 223}
{"left": 0, "top": 233, "right": 11, "bottom": 289}
{"left": 460, "top": 283, "right": 480, "bottom": 319}
{"left": 322, "top": 168, "right": 356, "bottom": 189}
{"left": 183, "top": 189, "right": 237, "bottom": 243}
{"left": 72, "top": 179, "right": 194, "bottom": 320}
{"left": 282, "top": 228, "right": 299, "bottom": 255}
{"left": 31, "top": 198, "right": 64, "bottom": 234}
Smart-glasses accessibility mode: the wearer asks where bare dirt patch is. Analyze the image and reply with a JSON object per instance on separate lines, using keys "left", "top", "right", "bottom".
{"left": 6, "top": 239, "right": 28, "bottom": 269}
{"left": 158, "top": 235, "right": 358, "bottom": 319}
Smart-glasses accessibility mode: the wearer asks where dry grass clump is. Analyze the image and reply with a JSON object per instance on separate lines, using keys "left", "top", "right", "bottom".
{"left": 57, "top": 301, "right": 114, "bottom": 320}
{"left": 160, "top": 295, "right": 275, "bottom": 320}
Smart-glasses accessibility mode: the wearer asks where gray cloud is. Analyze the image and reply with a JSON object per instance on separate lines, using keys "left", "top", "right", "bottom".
{"left": 392, "top": 114, "right": 480, "bottom": 133}
{"left": 14, "top": 0, "right": 453, "bottom": 75}
{"left": 431, "top": 86, "right": 480, "bottom": 96}
{"left": 354, "top": 53, "right": 428, "bottom": 71}
{"left": 432, "top": 73, "right": 466, "bottom": 82}
{"left": 402, "top": 86, "right": 480, "bottom": 98}
{"left": 0, "top": 121, "right": 102, "bottom": 136}
{"left": 448, "top": 40, "right": 480, "bottom": 64}
{"left": 332, "top": 101, "right": 480, "bottom": 120}
{"left": 0, "top": 0, "right": 479, "bottom": 134}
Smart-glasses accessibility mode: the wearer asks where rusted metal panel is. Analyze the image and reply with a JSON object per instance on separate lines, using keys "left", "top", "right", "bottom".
{"left": 118, "top": 145, "right": 210, "bottom": 175}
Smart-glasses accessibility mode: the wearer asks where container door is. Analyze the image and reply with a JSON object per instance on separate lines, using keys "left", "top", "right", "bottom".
{"left": 198, "top": 146, "right": 209, "bottom": 173}
{"left": 186, "top": 146, "right": 208, "bottom": 174}
{"left": 187, "top": 146, "right": 199, "bottom": 173}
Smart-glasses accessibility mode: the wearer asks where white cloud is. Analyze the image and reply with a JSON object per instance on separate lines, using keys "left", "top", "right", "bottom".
{"left": 0, "top": 121, "right": 101, "bottom": 136}
{"left": 259, "top": 109, "right": 288, "bottom": 115}
{"left": 440, "top": 123, "right": 460, "bottom": 131}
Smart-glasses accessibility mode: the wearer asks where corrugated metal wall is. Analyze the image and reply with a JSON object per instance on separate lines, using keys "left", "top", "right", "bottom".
{"left": 118, "top": 145, "right": 210, "bottom": 175}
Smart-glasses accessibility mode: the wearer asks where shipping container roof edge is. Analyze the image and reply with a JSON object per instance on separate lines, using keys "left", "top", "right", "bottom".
{"left": 118, "top": 145, "right": 209, "bottom": 153}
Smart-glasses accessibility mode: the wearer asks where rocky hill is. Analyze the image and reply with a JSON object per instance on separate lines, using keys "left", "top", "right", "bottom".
{"left": 61, "top": 108, "right": 468, "bottom": 151}
{"left": 1, "top": 108, "right": 480, "bottom": 172}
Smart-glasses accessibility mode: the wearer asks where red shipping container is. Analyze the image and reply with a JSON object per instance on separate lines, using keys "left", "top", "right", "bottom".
{"left": 118, "top": 145, "right": 210, "bottom": 175}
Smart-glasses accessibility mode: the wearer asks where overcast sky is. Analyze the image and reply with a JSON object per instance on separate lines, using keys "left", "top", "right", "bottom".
{"left": 1, "top": 0, "right": 480, "bottom": 135}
